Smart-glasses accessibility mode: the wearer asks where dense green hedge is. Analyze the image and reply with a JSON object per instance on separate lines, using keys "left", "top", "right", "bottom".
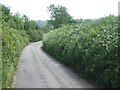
{"left": 27, "top": 29, "right": 42, "bottom": 42}
{"left": 27, "top": 27, "right": 50, "bottom": 42}
{"left": 2, "top": 22, "right": 29, "bottom": 88}
{"left": 1, "top": 4, "right": 51, "bottom": 88}
{"left": 43, "top": 16, "right": 119, "bottom": 88}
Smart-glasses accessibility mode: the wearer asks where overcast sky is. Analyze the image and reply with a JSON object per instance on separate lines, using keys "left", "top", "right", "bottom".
{"left": 1, "top": 0, "right": 119, "bottom": 20}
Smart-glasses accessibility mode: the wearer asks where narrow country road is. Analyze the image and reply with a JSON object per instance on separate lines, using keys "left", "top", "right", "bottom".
{"left": 12, "top": 41, "right": 95, "bottom": 88}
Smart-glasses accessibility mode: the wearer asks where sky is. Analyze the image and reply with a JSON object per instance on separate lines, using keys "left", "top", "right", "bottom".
{"left": 1, "top": 0, "right": 120, "bottom": 20}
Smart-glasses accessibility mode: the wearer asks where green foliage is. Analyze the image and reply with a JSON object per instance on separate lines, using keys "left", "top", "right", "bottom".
{"left": 43, "top": 15, "right": 119, "bottom": 88}
{"left": 8, "top": 13, "right": 24, "bottom": 30}
{"left": 23, "top": 18, "right": 42, "bottom": 42}
{"left": 47, "top": 4, "right": 73, "bottom": 28}
{"left": 1, "top": 4, "right": 49, "bottom": 88}
{"left": 2, "top": 4, "right": 46, "bottom": 42}
{"left": 1, "top": 5, "right": 10, "bottom": 22}
{"left": 22, "top": 15, "right": 49, "bottom": 42}
{"left": 2, "top": 22, "right": 29, "bottom": 88}
{"left": 28, "top": 29, "right": 42, "bottom": 42}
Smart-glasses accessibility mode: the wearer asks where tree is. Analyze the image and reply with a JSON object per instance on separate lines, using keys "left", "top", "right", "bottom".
{"left": 8, "top": 13, "right": 24, "bottom": 30}
{"left": 28, "top": 20, "right": 39, "bottom": 30}
{"left": 22, "top": 15, "right": 30, "bottom": 32}
{"left": 2, "top": 5, "right": 10, "bottom": 22}
{"left": 47, "top": 4, "right": 73, "bottom": 28}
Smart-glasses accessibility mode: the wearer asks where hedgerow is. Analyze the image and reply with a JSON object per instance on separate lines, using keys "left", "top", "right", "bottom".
{"left": 1, "top": 4, "right": 50, "bottom": 88}
{"left": 43, "top": 15, "right": 119, "bottom": 88}
{"left": 2, "top": 22, "right": 29, "bottom": 88}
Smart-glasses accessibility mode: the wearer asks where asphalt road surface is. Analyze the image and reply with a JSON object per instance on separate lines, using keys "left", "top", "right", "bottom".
{"left": 12, "top": 41, "right": 95, "bottom": 88}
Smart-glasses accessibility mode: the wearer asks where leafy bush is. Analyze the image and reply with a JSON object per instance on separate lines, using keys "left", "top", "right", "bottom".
{"left": 27, "top": 29, "right": 42, "bottom": 42}
{"left": 2, "top": 22, "right": 29, "bottom": 88}
{"left": 43, "top": 15, "right": 119, "bottom": 88}
{"left": 27, "top": 27, "right": 50, "bottom": 42}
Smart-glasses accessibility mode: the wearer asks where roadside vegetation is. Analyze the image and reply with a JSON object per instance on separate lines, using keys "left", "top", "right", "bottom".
{"left": 1, "top": 3, "right": 119, "bottom": 88}
{"left": 1, "top": 4, "right": 49, "bottom": 88}
{"left": 2, "top": 23, "right": 29, "bottom": 88}
{"left": 43, "top": 15, "right": 119, "bottom": 88}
